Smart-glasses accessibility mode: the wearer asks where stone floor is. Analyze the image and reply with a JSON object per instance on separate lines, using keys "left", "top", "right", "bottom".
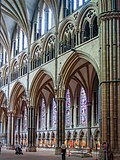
{"left": 0, "top": 148, "right": 98, "bottom": 160}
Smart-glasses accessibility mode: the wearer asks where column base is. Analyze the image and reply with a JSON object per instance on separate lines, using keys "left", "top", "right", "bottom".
{"left": 55, "top": 147, "right": 61, "bottom": 155}
{"left": 26, "top": 146, "right": 36, "bottom": 152}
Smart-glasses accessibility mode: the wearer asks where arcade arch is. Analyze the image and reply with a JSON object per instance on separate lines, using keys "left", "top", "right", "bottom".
{"left": 56, "top": 52, "right": 99, "bottom": 149}
{"left": 1, "top": 52, "right": 100, "bottom": 150}
{"left": 8, "top": 82, "right": 28, "bottom": 147}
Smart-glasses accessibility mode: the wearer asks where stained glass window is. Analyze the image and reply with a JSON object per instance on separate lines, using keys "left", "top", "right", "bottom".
{"left": 22, "top": 105, "right": 27, "bottom": 131}
{"left": 65, "top": 89, "right": 71, "bottom": 127}
{"left": 24, "top": 106, "right": 27, "bottom": 131}
{"left": 49, "top": 103, "right": 52, "bottom": 128}
{"left": 41, "top": 98, "right": 45, "bottom": 130}
{"left": 52, "top": 98, "right": 57, "bottom": 129}
{"left": 80, "top": 87, "right": 87, "bottom": 126}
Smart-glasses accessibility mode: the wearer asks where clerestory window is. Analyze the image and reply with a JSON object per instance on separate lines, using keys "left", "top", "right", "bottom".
{"left": 35, "top": 3, "right": 54, "bottom": 40}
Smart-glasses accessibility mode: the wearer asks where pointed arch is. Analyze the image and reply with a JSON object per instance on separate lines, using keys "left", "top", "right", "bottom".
{"left": 30, "top": 69, "right": 55, "bottom": 106}
{"left": 58, "top": 51, "right": 100, "bottom": 98}
{"left": 9, "top": 81, "right": 26, "bottom": 110}
{"left": 76, "top": 2, "right": 98, "bottom": 31}
{"left": 59, "top": 18, "right": 75, "bottom": 40}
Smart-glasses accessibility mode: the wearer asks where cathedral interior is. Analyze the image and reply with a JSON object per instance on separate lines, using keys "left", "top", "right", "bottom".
{"left": 0, "top": 0, "right": 120, "bottom": 159}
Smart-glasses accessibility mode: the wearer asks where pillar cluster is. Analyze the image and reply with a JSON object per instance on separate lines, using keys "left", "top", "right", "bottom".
{"left": 99, "top": 0, "right": 120, "bottom": 159}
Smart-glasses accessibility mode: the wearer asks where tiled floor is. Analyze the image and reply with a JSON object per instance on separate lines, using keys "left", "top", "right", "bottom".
{"left": 0, "top": 148, "right": 97, "bottom": 160}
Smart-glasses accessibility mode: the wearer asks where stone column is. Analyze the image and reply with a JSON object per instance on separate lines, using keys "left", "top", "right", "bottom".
{"left": 11, "top": 112, "right": 15, "bottom": 147}
{"left": 70, "top": 105, "right": 74, "bottom": 128}
{"left": 17, "top": 116, "right": 21, "bottom": 144}
{"left": 55, "top": 97, "right": 65, "bottom": 154}
{"left": 27, "top": 106, "right": 36, "bottom": 152}
{"left": 99, "top": 0, "right": 120, "bottom": 159}
{"left": 87, "top": 102, "right": 92, "bottom": 148}
{"left": 61, "top": 98, "right": 65, "bottom": 145}
{"left": 7, "top": 112, "right": 15, "bottom": 149}
{"left": 7, "top": 112, "right": 11, "bottom": 147}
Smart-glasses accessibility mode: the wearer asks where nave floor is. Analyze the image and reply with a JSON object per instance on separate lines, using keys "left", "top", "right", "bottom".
{"left": 0, "top": 148, "right": 97, "bottom": 160}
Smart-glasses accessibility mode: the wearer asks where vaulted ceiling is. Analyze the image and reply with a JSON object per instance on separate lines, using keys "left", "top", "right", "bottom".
{"left": 0, "top": 0, "right": 61, "bottom": 55}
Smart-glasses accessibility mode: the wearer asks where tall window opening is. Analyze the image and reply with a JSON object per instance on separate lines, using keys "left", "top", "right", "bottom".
{"left": 22, "top": 105, "right": 27, "bottom": 131}
{"left": 65, "top": 89, "right": 71, "bottom": 128}
{"left": 13, "top": 27, "right": 27, "bottom": 57}
{"left": 40, "top": 98, "right": 45, "bottom": 130}
{"left": 83, "top": 21, "right": 90, "bottom": 42}
{"left": 49, "top": 98, "right": 57, "bottom": 129}
{"left": 52, "top": 98, "right": 57, "bottom": 129}
{"left": 93, "top": 17, "right": 98, "bottom": 37}
{"left": 0, "top": 45, "right": 8, "bottom": 67}
{"left": 64, "top": 0, "right": 89, "bottom": 17}
{"left": 36, "top": 3, "right": 54, "bottom": 39}
{"left": 49, "top": 102, "right": 52, "bottom": 128}
{"left": 45, "top": 36, "right": 55, "bottom": 62}
{"left": 80, "top": 87, "right": 87, "bottom": 126}
{"left": 76, "top": 96, "right": 79, "bottom": 126}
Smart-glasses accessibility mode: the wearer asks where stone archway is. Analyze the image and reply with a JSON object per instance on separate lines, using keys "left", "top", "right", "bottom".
{"left": 55, "top": 52, "right": 99, "bottom": 153}
{"left": 29, "top": 69, "right": 55, "bottom": 151}
{"left": 8, "top": 82, "right": 27, "bottom": 149}
{"left": 0, "top": 90, "right": 7, "bottom": 146}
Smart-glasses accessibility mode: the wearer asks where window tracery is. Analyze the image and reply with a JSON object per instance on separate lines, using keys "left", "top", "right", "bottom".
{"left": 20, "top": 55, "right": 27, "bottom": 76}
{"left": 45, "top": 36, "right": 55, "bottom": 63}
{"left": 31, "top": 45, "right": 43, "bottom": 70}
{"left": 60, "top": 23, "right": 75, "bottom": 54}
{"left": 80, "top": 9, "right": 98, "bottom": 43}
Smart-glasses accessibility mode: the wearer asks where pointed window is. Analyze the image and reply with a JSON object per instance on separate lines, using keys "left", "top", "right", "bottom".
{"left": 80, "top": 87, "right": 87, "bottom": 126}
{"left": 93, "top": 17, "right": 98, "bottom": 37}
{"left": 65, "top": 89, "right": 71, "bottom": 128}
{"left": 22, "top": 105, "right": 27, "bottom": 131}
{"left": 52, "top": 98, "right": 57, "bottom": 129}
{"left": 41, "top": 98, "right": 45, "bottom": 130}
{"left": 49, "top": 98, "right": 57, "bottom": 129}
{"left": 83, "top": 21, "right": 90, "bottom": 42}
{"left": 36, "top": 3, "right": 54, "bottom": 38}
